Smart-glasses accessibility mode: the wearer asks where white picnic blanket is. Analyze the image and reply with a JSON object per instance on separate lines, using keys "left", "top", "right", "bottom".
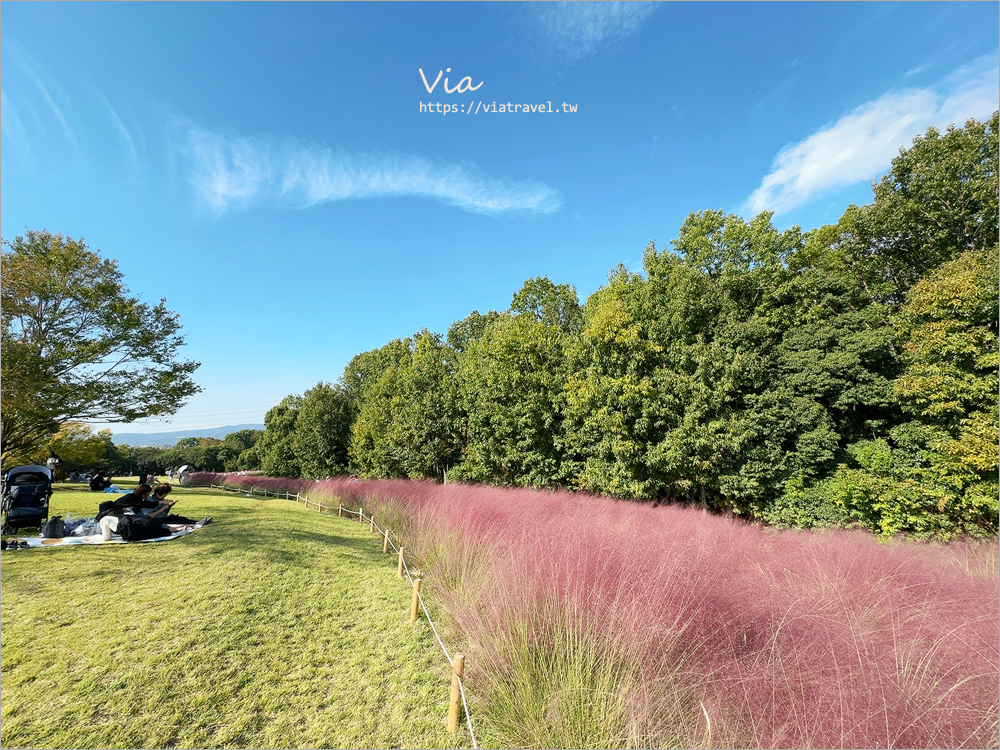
{"left": 7, "top": 521, "right": 209, "bottom": 549}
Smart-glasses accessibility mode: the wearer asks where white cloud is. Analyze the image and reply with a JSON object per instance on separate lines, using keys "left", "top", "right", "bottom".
{"left": 177, "top": 123, "right": 562, "bottom": 217}
{"left": 532, "top": 1, "right": 659, "bottom": 63}
{"left": 746, "top": 55, "right": 999, "bottom": 216}
{"left": 99, "top": 94, "right": 138, "bottom": 164}
{"left": 0, "top": 88, "right": 24, "bottom": 140}
{"left": 4, "top": 37, "right": 75, "bottom": 145}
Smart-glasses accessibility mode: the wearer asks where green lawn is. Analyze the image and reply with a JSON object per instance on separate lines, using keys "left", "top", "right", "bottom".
{"left": 1, "top": 483, "right": 468, "bottom": 749}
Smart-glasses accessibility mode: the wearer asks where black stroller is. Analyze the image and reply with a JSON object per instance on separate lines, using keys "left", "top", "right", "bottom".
{"left": 1, "top": 465, "right": 53, "bottom": 534}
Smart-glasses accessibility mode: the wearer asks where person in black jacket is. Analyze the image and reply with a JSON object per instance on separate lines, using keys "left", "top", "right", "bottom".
{"left": 96, "top": 484, "right": 155, "bottom": 520}
{"left": 89, "top": 471, "right": 113, "bottom": 492}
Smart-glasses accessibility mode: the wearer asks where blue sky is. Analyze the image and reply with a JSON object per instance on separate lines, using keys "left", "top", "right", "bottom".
{"left": 3, "top": 1, "right": 998, "bottom": 435}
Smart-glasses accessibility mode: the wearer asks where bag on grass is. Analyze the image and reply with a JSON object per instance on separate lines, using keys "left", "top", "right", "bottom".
{"left": 41, "top": 516, "right": 65, "bottom": 539}
{"left": 118, "top": 515, "right": 169, "bottom": 542}
{"left": 71, "top": 520, "right": 101, "bottom": 536}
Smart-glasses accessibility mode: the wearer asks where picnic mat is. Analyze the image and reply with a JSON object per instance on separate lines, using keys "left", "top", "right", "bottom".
{"left": 6, "top": 521, "right": 209, "bottom": 549}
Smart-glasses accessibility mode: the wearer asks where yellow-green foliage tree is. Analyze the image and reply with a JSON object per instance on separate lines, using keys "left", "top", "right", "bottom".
{"left": 6, "top": 422, "right": 114, "bottom": 472}
{"left": 44, "top": 423, "right": 114, "bottom": 471}
{"left": 823, "top": 250, "right": 998, "bottom": 538}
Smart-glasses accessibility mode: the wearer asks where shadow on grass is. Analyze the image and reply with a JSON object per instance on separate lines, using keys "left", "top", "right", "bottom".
{"left": 180, "top": 518, "right": 388, "bottom": 569}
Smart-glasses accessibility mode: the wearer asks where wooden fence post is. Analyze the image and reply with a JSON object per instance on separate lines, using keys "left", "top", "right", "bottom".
{"left": 382, "top": 528, "right": 390, "bottom": 554}
{"left": 410, "top": 579, "right": 422, "bottom": 622}
{"left": 370, "top": 515, "right": 375, "bottom": 534}
{"left": 358, "top": 506, "right": 363, "bottom": 523}
{"left": 338, "top": 503, "right": 343, "bottom": 517}
{"left": 397, "top": 547, "right": 405, "bottom": 578}
{"left": 448, "top": 653, "right": 466, "bottom": 734}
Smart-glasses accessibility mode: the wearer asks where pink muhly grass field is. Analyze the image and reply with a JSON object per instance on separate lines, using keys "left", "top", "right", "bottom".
{"left": 195, "top": 473, "right": 1000, "bottom": 749}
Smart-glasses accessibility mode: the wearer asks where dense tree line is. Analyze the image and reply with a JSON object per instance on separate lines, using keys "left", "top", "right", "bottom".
{"left": 256, "top": 116, "right": 998, "bottom": 539}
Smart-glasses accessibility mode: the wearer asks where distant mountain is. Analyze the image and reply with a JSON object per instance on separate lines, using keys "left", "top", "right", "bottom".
{"left": 111, "top": 424, "right": 265, "bottom": 448}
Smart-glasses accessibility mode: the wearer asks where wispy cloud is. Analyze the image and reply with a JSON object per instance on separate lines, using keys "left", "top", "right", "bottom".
{"left": 746, "top": 54, "right": 999, "bottom": 216}
{"left": 531, "top": 1, "right": 659, "bottom": 63}
{"left": 0, "top": 88, "right": 25, "bottom": 141}
{"left": 176, "top": 122, "right": 562, "bottom": 217}
{"left": 3, "top": 37, "right": 75, "bottom": 146}
{"left": 98, "top": 91, "right": 138, "bottom": 164}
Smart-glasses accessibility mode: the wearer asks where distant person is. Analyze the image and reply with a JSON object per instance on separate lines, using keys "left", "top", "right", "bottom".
{"left": 138, "top": 461, "right": 149, "bottom": 485}
{"left": 166, "top": 468, "right": 174, "bottom": 482}
{"left": 89, "top": 471, "right": 112, "bottom": 492}
{"left": 46, "top": 451, "right": 64, "bottom": 481}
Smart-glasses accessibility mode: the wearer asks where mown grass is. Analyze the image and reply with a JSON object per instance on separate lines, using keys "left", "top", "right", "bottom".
{"left": 0, "top": 483, "right": 467, "bottom": 749}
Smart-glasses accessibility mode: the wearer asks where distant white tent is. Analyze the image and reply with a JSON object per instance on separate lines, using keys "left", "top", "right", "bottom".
{"left": 177, "top": 465, "right": 191, "bottom": 486}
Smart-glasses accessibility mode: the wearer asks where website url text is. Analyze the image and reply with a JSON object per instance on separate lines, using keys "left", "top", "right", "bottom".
{"left": 419, "top": 100, "right": 578, "bottom": 116}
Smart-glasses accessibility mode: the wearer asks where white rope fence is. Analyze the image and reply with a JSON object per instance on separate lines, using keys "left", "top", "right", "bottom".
{"left": 209, "top": 482, "right": 479, "bottom": 748}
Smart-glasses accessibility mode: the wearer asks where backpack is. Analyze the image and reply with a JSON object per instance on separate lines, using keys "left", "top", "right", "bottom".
{"left": 41, "top": 516, "right": 65, "bottom": 539}
{"left": 118, "top": 515, "right": 169, "bottom": 542}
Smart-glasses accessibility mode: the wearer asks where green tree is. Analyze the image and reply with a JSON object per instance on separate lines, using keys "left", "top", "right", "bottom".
{"left": 668, "top": 212, "right": 822, "bottom": 513}
{"left": 567, "top": 214, "right": 872, "bottom": 516}
{"left": 217, "top": 429, "right": 263, "bottom": 471}
{"left": 159, "top": 437, "right": 225, "bottom": 473}
{"left": 348, "top": 332, "right": 463, "bottom": 480}
{"left": 392, "top": 331, "right": 463, "bottom": 480}
{"left": 346, "top": 338, "right": 412, "bottom": 477}
{"left": 455, "top": 314, "right": 574, "bottom": 487}
{"left": 829, "top": 249, "right": 999, "bottom": 538}
{"left": 564, "top": 263, "right": 681, "bottom": 500}
{"left": 236, "top": 445, "right": 262, "bottom": 472}
{"left": 349, "top": 366, "right": 406, "bottom": 478}
{"left": 839, "top": 113, "right": 999, "bottom": 303}
{"left": 341, "top": 339, "right": 412, "bottom": 411}
{"left": 294, "top": 382, "right": 353, "bottom": 478}
{"left": 256, "top": 396, "right": 302, "bottom": 477}
{"left": 5, "top": 422, "right": 115, "bottom": 473}
{"left": 510, "top": 277, "right": 583, "bottom": 333}
{"left": 47, "top": 423, "right": 114, "bottom": 472}
{"left": 1, "top": 231, "right": 201, "bottom": 463}
{"left": 446, "top": 310, "right": 501, "bottom": 353}
{"left": 112, "top": 444, "right": 167, "bottom": 477}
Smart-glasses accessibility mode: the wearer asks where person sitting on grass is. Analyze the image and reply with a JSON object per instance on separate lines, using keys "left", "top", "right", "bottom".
{"left": 142, "top": 484, "right": 212, "bottom": 526}
{"left": 89, "top": 471, "right": 112, "bottom": 492}
{"left": 95, "top": 484, "right": 155, "bottom": 521}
